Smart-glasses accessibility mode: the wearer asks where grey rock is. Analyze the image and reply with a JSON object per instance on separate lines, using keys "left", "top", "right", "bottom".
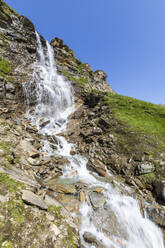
{"left": 50, "top": 223, "right": 61, "bottom": 236}
{"left": 27, "top": 157, "right": 41, "bottom": 166}
{"left": 154, "top": 180, "right": 165, "bottom": 202}
{"left": 146, "top": 204, "right": 165, "bottom": 227}
{"left": 5, "top": 82, "right": 15, "bottom": 93}
{"left": 136, "top": 162, "right": 155, "bottom": 175}
{"left": 0, "top": 93, "right": 4, "bottom": 99}
{"left": 89, "top": 191, "right": 106, "bottom": 209}
{"left": 39, "top": 120, "right": 50, "bottom": 128}
{"left": 6, "top": 93, "right": 15, "bottom": 100}
{"left": 22, "top": 190, "right": 48, "bottom": 210}
{"left": 83, "top": 232, "right": 105, "bottom": 248}
{"left": 19, "top": 15, "right": 35, "bottom": 31}
{"left": 92, "top": 127, "right": 103, "bottom": 135}
{"left": 0, "top": 167, "right": 39, "bottom": 187}
{"left": 0, "top": 194, "right": 8, "bottom": 202}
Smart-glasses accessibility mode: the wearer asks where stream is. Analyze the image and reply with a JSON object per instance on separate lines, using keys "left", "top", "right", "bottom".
{"left": 23, "top": 32, "right": 164, "bottom": 248}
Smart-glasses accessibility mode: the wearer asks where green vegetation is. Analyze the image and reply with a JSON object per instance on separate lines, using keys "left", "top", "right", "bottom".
{"left": 138, "top": 173, "right": 156, "bottom": 190}
{"left": 6, "top": 76, "right": 16, "bottom": 83}
{"left": 0, "top": 174, "right": 49, "bottom": 247}
{"left": 0, "top": 57, "right": 11, "bottom": 79}
{"left": 0, "top": 142, "right": 15, "bottom": 166}
{"left": 0, "top": 141, "right": 12, "bottom": 153}
{"left": 0, "top": 57, "right": 11, "bottom": 75}
{"left": 5, "top": 200, "right": 25, "bottom": 224}
{"left": 1, "top": 0, "right": 19, "bottom": 17}
{"left": 63, "top": 225, "right": 77, "bottom": 248}
{"left": 105, "top": 92, "right": 165, "bottom": 137}
{"left": 0, "top": 173, "right": 25, "bottom": 193}
{"left": 0, "top": 196, "right": 44, "bottom": 247}
{"left": 61, "top": 70, "right": 90, "bottom": 88}
{"left": 0, "top": 241, "right": 14, "bottom": 248}
{"left": 47, "top": 205, "right": 62, "bottom": 221}
{"left": 103, "top": 92, "right": 165, "bottom": 185}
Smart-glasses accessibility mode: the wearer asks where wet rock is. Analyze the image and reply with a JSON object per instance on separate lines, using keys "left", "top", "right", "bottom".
{"left": 89, "top": 191, "right": 106, "bottom": 209}
{"left": 87, "top": 158, "right": 108, "bottom": 177}
{"left": 135, "top": 162, "right": 155, "bottom": 175}
{"left": 22, "top": 190, "right": 48, "bottom": 210}
{"left": 47, "top": 182, "right": 77, "bottom": 194}
{"left": 70, "top": 149, "right": 76, "bottom": 156}
{"left": 93, "top": 187, "right": 103, "bottom": 193}
{"left": 146, "top": 204, "right": 165, "bottom": 227}
{"left": 25, "top": 125, "right": 38, "bottom": 133}
{"left": 92, "top": 207, "right": 127, "bottom": 240}
{"left": 80, "top": 191, "right": 86, "bottom": 203}
{"left": 39, "top": 120, "right": 50, "bottom": 128}
{"left": 49, "top": 143, "right": 58, "bottom": 150}
{"left": 56, "top": 194, "right": 80, "bottom": 213}
{"left": 83, "top": 232, "right": 105, "bottom": 248}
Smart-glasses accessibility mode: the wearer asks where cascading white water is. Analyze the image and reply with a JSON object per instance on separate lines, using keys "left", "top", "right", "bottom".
{"left": 23, "top": 32, "right": 165, "bottom": 248}
{"left": 24, "top": 31, "right": 74, "bottom": 136}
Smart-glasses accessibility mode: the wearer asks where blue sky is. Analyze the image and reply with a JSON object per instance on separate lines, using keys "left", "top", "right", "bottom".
{"left": 4, "top": 0, "right": 165, "bottom": 104}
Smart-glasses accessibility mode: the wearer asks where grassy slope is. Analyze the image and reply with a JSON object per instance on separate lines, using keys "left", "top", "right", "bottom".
{"left": 105, "top": 92, "right": 165, "bottom": 145}
{"left": 104, "top": 92, "right": 165, "bottom": 186}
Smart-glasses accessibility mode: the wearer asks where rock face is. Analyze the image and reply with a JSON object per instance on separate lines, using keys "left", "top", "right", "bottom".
{"left": 0, "top": 0, "right": 37, "bottom": 113}
{"left": 0, "top": 1, "right": 165, "bottom": 247}
{"left": 51, "top": 37, "right": 113, "bottom": 93}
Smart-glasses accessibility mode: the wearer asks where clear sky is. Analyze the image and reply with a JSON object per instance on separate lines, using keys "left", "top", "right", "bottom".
{"left": 4, "top": 0, "right": 165, "bottom": 104}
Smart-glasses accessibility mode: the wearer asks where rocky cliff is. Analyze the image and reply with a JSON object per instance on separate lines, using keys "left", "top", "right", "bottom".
{"left": 0, "top": 1, "right": 164, "bottom": 247}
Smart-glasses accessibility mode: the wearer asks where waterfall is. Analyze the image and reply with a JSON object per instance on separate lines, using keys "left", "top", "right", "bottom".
{"left": 23, "top": 31, "right": 74, "bottom": 135}
{"left": 23, "top": 32, "right": 164, "bottom": 248}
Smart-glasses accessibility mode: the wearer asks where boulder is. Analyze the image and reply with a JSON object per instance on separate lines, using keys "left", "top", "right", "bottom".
{"left": 47, "top": 182, "right": 77, "bottom": 194}
{"left": 135, "top": 162, "right": 155, "bottom": 175}
{"left": 89, "top": 191, "right": 105, "bottom": 209}
{"left": 22, "top": 190, "right": 48, "bottom": 210}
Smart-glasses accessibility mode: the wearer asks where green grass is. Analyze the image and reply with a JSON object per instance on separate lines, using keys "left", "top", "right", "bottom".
{"left": 0, "top": 241, "right": 14, "bottom": 248}
{"left": 63, "top": 225, "right": 77, "bottom": 248}
{"left": 61, "top": 70, "right": 90, "bottom": 88}
{"left": 47, "top": 205, "right": 62, "bottom": 219}
{"left": 0, "top": 57, "right": 11, "bottom": 76}
{"left": 105, "top": 93, "right": 165, "bottom": 137}
{"left": 0, "top": 173, "right": 25, "bottom": 193}
{"left": 1, "top": 0, "right": 19, "bottom": 17}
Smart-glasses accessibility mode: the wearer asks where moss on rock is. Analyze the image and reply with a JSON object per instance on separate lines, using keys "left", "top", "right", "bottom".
{"left": 0, "top": 57, "right": 11, "bottom": 75}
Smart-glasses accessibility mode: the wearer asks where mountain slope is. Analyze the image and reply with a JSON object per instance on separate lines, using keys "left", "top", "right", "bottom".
{"left": 0, "top": 0, "right": 164, "bottom": 247}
